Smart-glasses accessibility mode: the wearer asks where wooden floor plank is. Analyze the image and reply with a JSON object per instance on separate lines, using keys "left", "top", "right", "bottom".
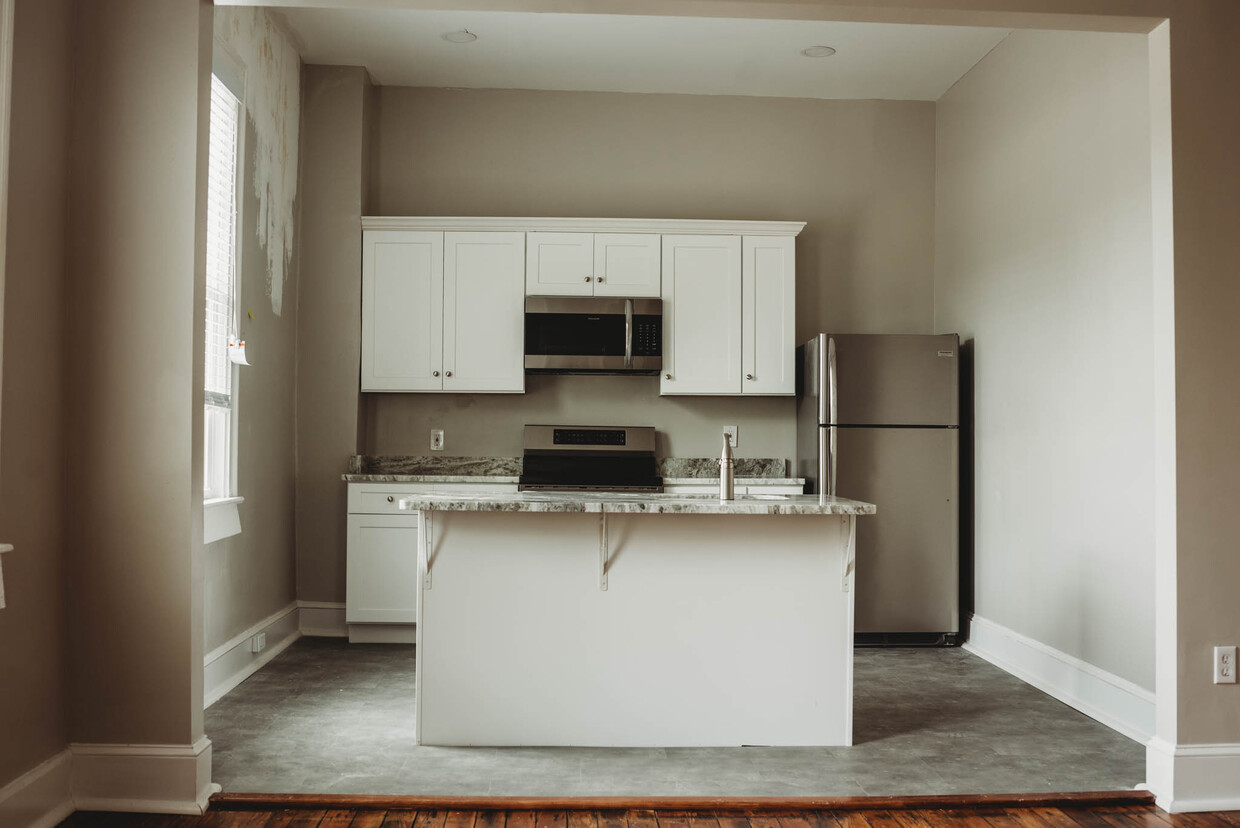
{"left": 859, "top": 812, "right": 904, "bottom": 828}
{"left": 535, "top": 811, "right": 567, "bottom": 828}
{"left": 506, "top": 812, "right": 536, "bottom": 828}
{"left": 319, "top": 811, "right": 363, "bottom": 828}
{"left": 628, "top": 810, "right": 661, "bottom": 828}
{"left": 779, "top": 816, "right": 815, "bottom": 828}
{"left": 596, "top": 812, "right": 628, "bottom": 828}
{"left": 568, "top": 811, "right": 598, "bottom": 828}
{"left": 381, "top": 812, "right": 421, "bottom": 828}
{"left": 413, "top": 811, "right": 450, "bottom": 828}
{"left": 689, "top": 816, "right": 722, "bottom": 828}
{"left": 444, "top": 812, "right": 478, "bottom": 828}
{"left": 350, "top": 813, "right": 390, "bottom": 828}
{"left": 748, "top": 818, "right": 781, "bottom": 828}
{"left": 714, "top": 817, "right": 750, "bottom": 828}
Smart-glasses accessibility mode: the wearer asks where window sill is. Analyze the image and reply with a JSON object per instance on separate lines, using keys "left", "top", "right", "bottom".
{"left": 204, "top": 496, "right": 244, "bottom": 545}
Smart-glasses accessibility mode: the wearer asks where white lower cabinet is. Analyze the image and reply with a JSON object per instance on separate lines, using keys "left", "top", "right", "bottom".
{"left": 346, "top": 513, "right": 420, "bottom": 627}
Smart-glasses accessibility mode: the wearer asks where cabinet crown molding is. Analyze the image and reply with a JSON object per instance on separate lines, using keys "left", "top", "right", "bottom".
{"left": 362, "top": 216, "right": 806, "bottom": 236}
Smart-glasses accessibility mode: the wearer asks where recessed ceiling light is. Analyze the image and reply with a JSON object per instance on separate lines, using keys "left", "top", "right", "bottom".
{"left": 442, "top": 30, "right": 478, "bottom": 44}
{"left": 801, "top": 45, "right": 837, "bottom": 58}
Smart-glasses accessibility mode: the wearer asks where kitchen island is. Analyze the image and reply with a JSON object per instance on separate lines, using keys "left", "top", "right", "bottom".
{"left": 399, "top": 491, "right": 874, "bottom": 748}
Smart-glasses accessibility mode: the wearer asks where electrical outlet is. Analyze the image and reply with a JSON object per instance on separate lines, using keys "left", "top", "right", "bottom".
{"left": 431, "top": 429, "right": 445, "bottom": 451}
{"left": 722, "top": 425, "right": 738, "bottom": 448}
{"left": 251, "top": 632, "right": 267, "bottom": 654}
{"left": 1215, "top": 645, "right": 1237, "bottom": 684}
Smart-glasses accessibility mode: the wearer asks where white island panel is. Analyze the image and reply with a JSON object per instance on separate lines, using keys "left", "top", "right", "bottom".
{"left": 417, "top": 511, "right": 856, "bottom": 747}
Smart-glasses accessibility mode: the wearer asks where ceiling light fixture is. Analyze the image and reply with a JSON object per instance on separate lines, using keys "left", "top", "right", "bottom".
{"left": 800, "top": 45, "right": 837, "bottom": 58}
{"left": 442, "top": 30, "right": 478, "bottom": 44}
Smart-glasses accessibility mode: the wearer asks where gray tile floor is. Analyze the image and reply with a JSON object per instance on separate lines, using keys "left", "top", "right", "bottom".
{"left": 206, "top": 638, "right": 1144, "bottom": 796}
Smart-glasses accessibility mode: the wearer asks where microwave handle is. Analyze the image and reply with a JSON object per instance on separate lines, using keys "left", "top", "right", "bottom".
{"left": 624, "top": 298, "right": 633, "bottom": 369}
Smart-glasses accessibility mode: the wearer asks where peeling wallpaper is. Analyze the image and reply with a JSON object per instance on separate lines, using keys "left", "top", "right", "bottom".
{"left": 216, "top": 9, "right": 301, "bottom": 316}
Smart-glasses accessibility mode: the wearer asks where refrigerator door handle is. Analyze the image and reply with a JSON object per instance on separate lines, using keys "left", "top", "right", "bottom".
{"left": 827, "top": 336, "right": 838, "bottom": 497}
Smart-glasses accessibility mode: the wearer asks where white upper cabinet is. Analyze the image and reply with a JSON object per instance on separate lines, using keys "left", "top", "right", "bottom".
{"left": 361, "top": 230, "right": 444, "bottom": 392}
{"left": 527, "top": 232, "right": 661, "bottom": 297}
{"left": 526, "top": 233, "right": 595, "bottom": 296}
{"left": 443, "top": 232, "right": 526, "bottom": 393}
{"left": 661, "top": 235, "right": 743, "bottom": 395}
{"left": 742, "top": 236, "right": 797, "bottom": 396}
{"left": 593, "top": 234, "right": 661, "bottom": 297}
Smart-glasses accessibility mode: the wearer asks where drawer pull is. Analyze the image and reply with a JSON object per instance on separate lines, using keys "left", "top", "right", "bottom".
{"left": 387, "top": 496, "right": 394, "bottom": 503}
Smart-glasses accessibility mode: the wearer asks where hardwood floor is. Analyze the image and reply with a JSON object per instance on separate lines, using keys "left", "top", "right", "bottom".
{"left": 56, "top": 799, "right": 1240, "bottom": 828}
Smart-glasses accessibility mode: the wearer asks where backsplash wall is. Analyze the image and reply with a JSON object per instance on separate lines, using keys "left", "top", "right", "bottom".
{"left": 364, "top": 374, "right": 796, "bottom": 461}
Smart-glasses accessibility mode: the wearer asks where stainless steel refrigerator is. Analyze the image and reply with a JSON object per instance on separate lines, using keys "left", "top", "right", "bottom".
{"left": 797, "top": 333, "right": 960, "bottom": 645}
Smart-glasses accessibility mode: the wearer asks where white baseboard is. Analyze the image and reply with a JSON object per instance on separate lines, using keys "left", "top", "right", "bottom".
{"left": 204, "top": 601, "right": 301, "bottom": 708}
{"left": 0, "top": 750, "right": 72, "bottom": 828}
{"left": 298, "top": 600, "right": 347, "bottom": 637}
{"left": 1147, "top": 737, "right": 1240, "bottom": 812}
{"left": 348, "top": 623, "right": 416, "bottom": 644}
{"left": 70, "top": 737, "right": 219, "bottom": 815}
{"left": 963, "top": 613, "right": 1155, "bottom": 743}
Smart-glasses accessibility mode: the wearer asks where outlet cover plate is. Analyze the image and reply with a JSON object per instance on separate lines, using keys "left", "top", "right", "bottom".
{"left": 431, "top": 429, "right": 445, "bottom": 451}
{"left": 1215, "top": 645, "right": 1237, "bottom": 684}
{"left": 723, "top": 425, "right": 738, "bottom": 448}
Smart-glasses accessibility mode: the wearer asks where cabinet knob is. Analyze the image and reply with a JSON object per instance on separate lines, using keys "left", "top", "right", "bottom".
{"left": 746, "top": 373, "right": 754, "bottom": 380}
{"left": 596, "top": 276, "right": 604, "bottom": 283}
{"left": 445, "top": 370, "right": 453, "bottom": 377}
{"left": 387, "top": 496, "right": 395, "bottom": 503}
{"left": 584, "top": 276, "right": 592, "bottom": 282}
{"left": 665, "top": 373, "right": 672, "bottom": 380}
{"left": 432, "top": 370, "right": 440, "bottom": 377}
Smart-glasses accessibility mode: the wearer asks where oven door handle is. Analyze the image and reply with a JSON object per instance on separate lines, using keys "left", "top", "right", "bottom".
{"left": 624, "top": 298, "right": 633, "bottom": 369}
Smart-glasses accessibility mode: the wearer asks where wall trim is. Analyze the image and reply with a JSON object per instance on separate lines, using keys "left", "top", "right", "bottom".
{"left": 298, "top": 600, "right": 347, "bottom": 637}
{"left": 1146, "top": 737, "right": 1240, "bottom": 813}
{"left": 204, "top": 601, "right": 301, "bottom": 708}
{"left": 361, "top": 216, "right": 807, "bottom": 237}
{"left": 962, "top": 613, "right": 1155, "bottom": 743}
{"left": 0, "top": 749, "right": 73, "bottom": 828}
{"left": 69, "top": 737, "right": 219, "bottom": 816}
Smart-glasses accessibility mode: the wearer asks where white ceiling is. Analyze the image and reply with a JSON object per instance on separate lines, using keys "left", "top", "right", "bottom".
{"left": 271, "top": 8, "right": 1010, "bottom": 101}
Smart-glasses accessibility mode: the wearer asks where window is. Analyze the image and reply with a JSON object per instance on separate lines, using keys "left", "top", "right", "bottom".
{"left": 204, "top": 73, "right": 241, "bottom": 503}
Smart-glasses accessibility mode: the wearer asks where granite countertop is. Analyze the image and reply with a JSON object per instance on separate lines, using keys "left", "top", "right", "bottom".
{"left": 396, "top": 491, "right": 874, "bottom": 516}
{"left": 344, "top": 455, "right": 803, "bottom": 486}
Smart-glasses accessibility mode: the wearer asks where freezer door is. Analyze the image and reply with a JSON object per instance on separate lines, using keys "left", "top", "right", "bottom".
{"left": 838, "top": 427, "right": 959, "bottom": 634}
{"left": 830, "top": 334, "right": 959, "bottom": 427}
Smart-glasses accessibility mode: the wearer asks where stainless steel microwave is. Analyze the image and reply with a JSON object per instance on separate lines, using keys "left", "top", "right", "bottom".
{"left": 524, "top": 296, "right": 663, "bottom": 374}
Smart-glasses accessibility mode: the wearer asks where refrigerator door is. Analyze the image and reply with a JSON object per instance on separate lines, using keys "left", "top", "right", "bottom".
{"left": 830, "top": 334, "right": 959, "bottom": 427}
{"left": 838, "top": 426, "right": 959, "bottom": 634}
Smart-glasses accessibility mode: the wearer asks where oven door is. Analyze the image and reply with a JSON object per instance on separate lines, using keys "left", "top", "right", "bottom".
{"left": 524, "top": 296, "right": 662, "bottom": 373}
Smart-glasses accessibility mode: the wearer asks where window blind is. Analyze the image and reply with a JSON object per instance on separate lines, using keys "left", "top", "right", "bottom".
{"left": 205, "top": 75, "right": 239, "bottom": 409}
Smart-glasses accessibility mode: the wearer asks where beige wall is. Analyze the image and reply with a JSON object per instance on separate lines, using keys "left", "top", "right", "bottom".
{"left": 64, "top": 0, "right": 211, "bottom": 745}
{"left": 203, "top": 11, "right": 301, "bottom": 656}
{"left": 0, "top": 0, "right": 71, "bottom": 788}
{"left": 295, "top": 66, "right": 373, "bottom": 605}
{"left": 203, "top": 113, "right": 300, "bottom": 653}
{"left": 364, "top": 87, "right": 936, "bottom": 462}
{"left": 935, "top": 29, "right": 1155, "bottom": 688}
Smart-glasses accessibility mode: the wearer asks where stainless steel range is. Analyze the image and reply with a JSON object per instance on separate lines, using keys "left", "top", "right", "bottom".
{"left": 518, "top": 425, "right": 663, "bottom": 493}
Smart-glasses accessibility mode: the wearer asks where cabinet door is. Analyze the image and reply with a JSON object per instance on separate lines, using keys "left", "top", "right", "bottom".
{"left": 346, "top": 513, "right": 420, "bottom": 623}
{"left": 660, "top": 235, "right": 742, "bottom": 395}
{"left": 526, "top": 232, "right": 595, "bottom": 296}
{"left": 361, "top": 230, "right": 444, "bottom": 391}
{"left": 443, "top": 232, "right": 526, "bottom": 393}
{"left": 593, "top": 234, "right": 661, "bottom": 297}
{"left": 742, "top": 236, "right": 796, "bottom": 395}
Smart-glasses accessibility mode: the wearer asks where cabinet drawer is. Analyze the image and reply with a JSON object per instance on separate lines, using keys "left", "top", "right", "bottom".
{"left": 349, "top": 482, "right": 519, "bottom": 514}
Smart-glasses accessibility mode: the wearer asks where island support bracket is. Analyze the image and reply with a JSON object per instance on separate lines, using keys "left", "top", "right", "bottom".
{"left": 841, "top": 515, "right": 856, "bottom": 592}
{"left": 599, "top": 514, "right": 609, "bottom": 591}
{"left": 423, "top": 510, "right": 433, "bottom": 590}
